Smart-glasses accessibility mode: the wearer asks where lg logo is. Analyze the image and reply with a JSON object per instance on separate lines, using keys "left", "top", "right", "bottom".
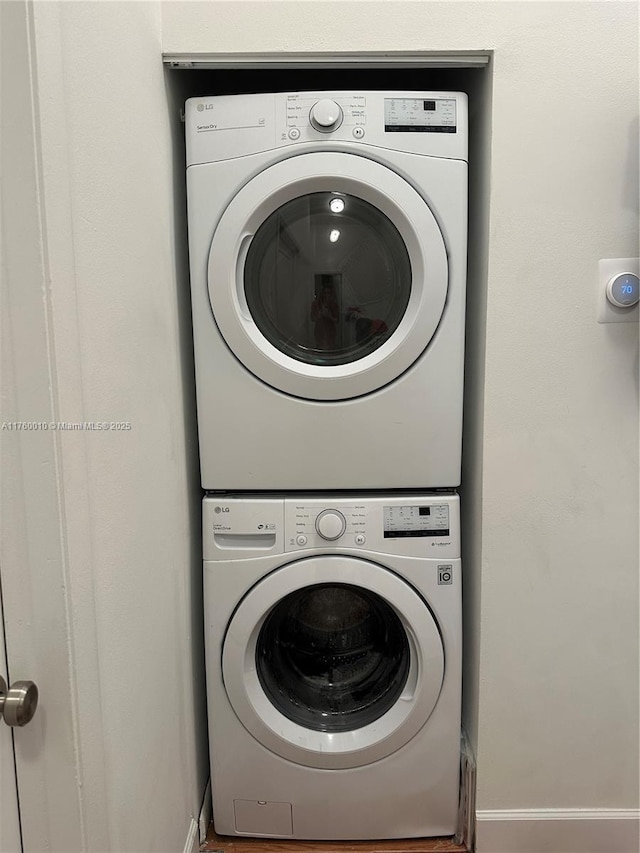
{"left": 197, "top": 104, "right": 214, "bottom": 112}
{"left": 214, "top": 506, "right": 230, "bottom": 514}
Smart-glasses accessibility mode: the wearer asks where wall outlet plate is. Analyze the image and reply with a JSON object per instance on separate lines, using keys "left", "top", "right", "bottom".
{"left": 597, "top": 258, "right": 639, "bottom": 323}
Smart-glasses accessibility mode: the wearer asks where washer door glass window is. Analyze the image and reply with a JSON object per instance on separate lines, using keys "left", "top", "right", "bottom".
{"left": 221, "top": 556, "right": 445, "bottom": 769}
{"left": 256, "top": 583, "right": 410, "bottom": 732}
{"left": 245, "top": 193, "right": 411, "bottom": 366}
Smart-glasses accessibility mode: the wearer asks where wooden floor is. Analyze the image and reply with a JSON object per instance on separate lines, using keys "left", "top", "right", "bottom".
{"left": 202, "top": 825, "right": 467, "bottom": 852}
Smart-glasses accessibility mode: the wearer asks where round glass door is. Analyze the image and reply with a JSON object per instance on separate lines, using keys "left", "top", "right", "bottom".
{"left": 208, "top": 153, "right": 448, "bottom": 401}
{"left": 222, "top": 556, "right": 445, "bottom": 769}
{"left": 256, "top": 583, "right": 410, "bottom": 732}
{"left": 244, "top": 193, "right": 412, "bottom": 367}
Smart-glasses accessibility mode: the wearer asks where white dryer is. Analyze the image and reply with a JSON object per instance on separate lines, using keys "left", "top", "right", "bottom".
{"left": 203, "top": 493, "right": 462, "bottom": 840}
{"left": 186, "top": 91, "right": 468, "bottom": 490}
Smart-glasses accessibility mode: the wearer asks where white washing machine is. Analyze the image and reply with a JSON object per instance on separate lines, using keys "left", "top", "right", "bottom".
{"left": 186, "top": 91, "right": 468, "bottom": 490}
{"left": 203, "top": 493, "right": 462, "bottom": 840}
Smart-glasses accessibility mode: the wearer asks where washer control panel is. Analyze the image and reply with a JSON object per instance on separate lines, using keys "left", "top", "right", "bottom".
{"left": 315, "top": 509, "right": 347, "bottom": 540}
{"left": 203, "top": 495, "right": 460, "bottom": 560}
{"left": 383, "top": 504, "right": 450, "bottom": 538}
{"left": 283, "top": 495, "right": 459, "bottom": 556}
{"left": 286, "top": 502, "right": 367, "bottom": 551}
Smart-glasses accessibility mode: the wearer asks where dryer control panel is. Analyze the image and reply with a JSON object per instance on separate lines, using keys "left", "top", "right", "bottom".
{"left": 186, "top": 90, "right": 468, "bottom": 166}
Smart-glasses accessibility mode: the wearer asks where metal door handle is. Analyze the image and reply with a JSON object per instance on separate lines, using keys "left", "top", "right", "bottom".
{"left": 0, "top": 676, "right": 38, "bottom": 727}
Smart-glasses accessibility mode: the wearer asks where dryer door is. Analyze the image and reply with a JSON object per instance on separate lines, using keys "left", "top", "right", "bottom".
{"left": 222, "top": 556, "right": 445, "bottom": 769}
{"left": 208, "top": 152, "right": 448, "bottom": 400}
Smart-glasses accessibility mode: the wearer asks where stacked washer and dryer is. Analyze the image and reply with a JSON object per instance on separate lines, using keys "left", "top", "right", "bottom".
{"left": 185, "top": 91, "right": 468, "bottom": 841}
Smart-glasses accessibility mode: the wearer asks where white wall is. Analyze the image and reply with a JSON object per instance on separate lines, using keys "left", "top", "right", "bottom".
{"left": 161, "top": 0, "right": 639, "bottom": 822}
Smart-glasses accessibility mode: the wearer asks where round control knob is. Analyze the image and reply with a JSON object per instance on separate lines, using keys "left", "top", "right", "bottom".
{"left": 315, "top": 510, "right": 346, "bottom": 540}
{"left": 309, "top": 99, "right": 343, "bottom": 133}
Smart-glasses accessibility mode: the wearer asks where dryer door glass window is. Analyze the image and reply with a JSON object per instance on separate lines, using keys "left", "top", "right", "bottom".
{"left": 244, "top": 193, "right": 412, "bottom": 366}
{"left": 256, "top": 583, "right": 410, "bottom": 732}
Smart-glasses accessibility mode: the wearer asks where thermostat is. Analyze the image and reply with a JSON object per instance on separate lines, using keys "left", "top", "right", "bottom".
{"left": 597, "top": 258, "right": 639, "bottom": 323}
{"left": 606, "top": 272, "right": 639, "bottom": 308}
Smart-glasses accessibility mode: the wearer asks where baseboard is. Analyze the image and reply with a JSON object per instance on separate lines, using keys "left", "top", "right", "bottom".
{"left": 455, "top": 729, "right": 476, "bottom": 849}
{"left": 182, "top": 817, "right": 200, "bottom": 853}
{"left": 198, "top": 778, "right": 212, "bottom": 844}
{"left": 476, "top": 808, "right": 640, "bottom": 853}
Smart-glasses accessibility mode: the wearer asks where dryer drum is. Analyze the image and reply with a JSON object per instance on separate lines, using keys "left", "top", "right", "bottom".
{"left": 244, "top": 192, "right": 411, "bottom": 367}
{"left": 256, "top": 583, "right": 410, "bottom": 732}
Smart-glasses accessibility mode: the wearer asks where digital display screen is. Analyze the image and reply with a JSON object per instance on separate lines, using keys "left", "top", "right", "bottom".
{"left": 611, "top": 273, "right": 640, "bottom": 306}
{"left": 384, "top": 98, "right": 457, "bottom": 133}
{"left": 383, "top": 505, "right": 449, "bottom": 538}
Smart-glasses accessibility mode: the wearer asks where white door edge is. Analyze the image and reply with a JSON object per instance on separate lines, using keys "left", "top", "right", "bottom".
{"left": 0, "top": 585, "right": 22, "bottom": 853}
{"left": 1, "top": 1, "right": 88, "bottom": 849}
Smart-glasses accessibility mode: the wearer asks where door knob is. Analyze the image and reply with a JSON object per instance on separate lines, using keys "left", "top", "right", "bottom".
{"left": 0, "top": 676, "right": 38, "bottom": 727}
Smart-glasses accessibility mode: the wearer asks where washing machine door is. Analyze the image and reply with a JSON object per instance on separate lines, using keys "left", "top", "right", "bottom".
{"left": 208, "top": 152, "right": 448, "bottom": 400}
{"left": 222, "top": 556, "right": 445, "bottom": 769}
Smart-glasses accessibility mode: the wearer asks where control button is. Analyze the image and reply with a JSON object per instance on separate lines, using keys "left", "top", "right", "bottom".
{"left": 296, "top": 534, "right": 307, "bottom": 546}
{"left": 315, "top": 510, "right": 346, "bottom": 540}
{"left": 309, "top": 99, "right": 343, "bottom": 133}
{"left": 606, "top": 272, "right": 640, "bottom": 308}
{"left": 288, "top": 127, "right": 301, "bottom": 141}
{"left": 353, "top": 126, "right": 365, "bottom": 139}
{"left": 354, "top": 533, "right": 366, "bottom": 545}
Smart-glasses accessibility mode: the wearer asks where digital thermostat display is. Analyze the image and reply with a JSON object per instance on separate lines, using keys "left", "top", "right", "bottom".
{"left": 607, "top": 272, "right": 640, "bottom": 308}
{"left": 383, "top": 505, "right": 450, "bottom": 538}
{"left": 384, "top": 98, "right": 457, "bottom": 133}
